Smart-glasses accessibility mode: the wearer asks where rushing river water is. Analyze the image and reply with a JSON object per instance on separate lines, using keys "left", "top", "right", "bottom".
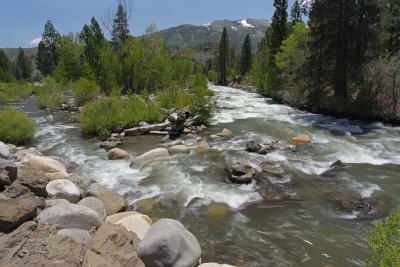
{"left": 13, "top": 84, "right": 400, "bottom": 266}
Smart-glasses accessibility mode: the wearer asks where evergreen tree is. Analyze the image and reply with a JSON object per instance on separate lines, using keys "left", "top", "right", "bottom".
{"left": 217, "top": 27, "right": 229, "bottom": 85}
{"left": 290, "top": 0, "right": 302, "bottom": 24}
{"left": 380, "top": 0, "right": 400, "bottom": 55}
{"left": 240, "top": 34, "right": 252, "bottom": 76}
{"left": 270, "top": 0, "right": 289, "bottom": 55}
{"left": 14, "top": 48, "right": 32, "bottom": 80}
{"left": 307, "top": 0, "right": 380, "bottom": 101}
{"left": 36, "top": 20, "right": 59, "bottom": 75}
{"left": 0, "top": 49, "right": 14, "bottom": 82}
{"left": 112, "top": 3, "right": 130, "bottom": 46}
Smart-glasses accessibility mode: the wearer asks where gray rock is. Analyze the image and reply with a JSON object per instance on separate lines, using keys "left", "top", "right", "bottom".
{"left": 137, "top": 218, "right": 201, "bottom": 267}
{"left": 0, "top": 193, "right": 9, "bottom": 200}
{"left": 37, "top": 203, "right": 103, "bottom": 229}
{"left": 46, "top": 179, "right": 81, "bottom": 203}
{"left": 0, "top": 196, "right": 43, "bottom": 232}
{"left": 131, "top": 148, "right": 170, "bottom": 167}
{"left": 99, "top": 140, "right": 122, "bottom": 151}
{"left": 0, "top": 170, "right": 11, "bottom": 189}
{"left": 49, "top": 156, "right": 80, "bottom": 173}
{"left": 0, "top": 159, "right": 17, "bottom": 182}
{"left": 14, "top": 147, "right": 43, "bottom": 161}
{"left": 86, "top": 183, "right": 129, "bottom": 215}
{"left": 0, "top": 141, "right": 10, "bottom": 159}
{"left": 196, "top": 141, "right": 210, "bottom": 153}
{"left": 108, "top": 148, "right": 130, "bottom": 160}
{"left": 45, "top": 198, "right": 69, "bottom": 209}
{"left": 199, "top": 264, "right": 236, "bottom": 267}
{"left": 83, "top": 222, "right": 145, "bottom": 267}
{"left": 224, "top": 163, "right": 259, "bottom": 184}
{"left": 58, "top": 228, "right": 92, "bottom": 246}
{"left": 2, "top": 182, "right": 32, "bottom": 198}
{"left": 17, "top": 155, "right": 69, "bottom": 196}
{"left": 116, "top": 214, "right": 152, "bottom": 240}
{"left": 78, "top": 197, "right": 107, "bottom": 221}
{"left": 168, "top": 145, "right": 190, "bottom": 155}
{"left": 105, "top": 211, "right": 141, "bottom": 224}
{"left": 221, "top": 128, "right": 234, "bottom": 139}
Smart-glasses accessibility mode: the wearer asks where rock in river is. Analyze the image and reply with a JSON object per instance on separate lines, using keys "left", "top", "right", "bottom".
{"left": 86, "top": 183, "right": 129, "bottom": 215}
{"left": 108, "top": 148, "right": 130, "bottom": 160}
{"left": 290, "top": 134, "right": 310, "bottom": 145}
{"left": 137, "top": 218, "right": 201, "bottom": 267}
{"left": 225, "top": 163, "right": 259, "bottom": 184}
{"left": 131, "top": 148, "right": 170, "bottom": 167}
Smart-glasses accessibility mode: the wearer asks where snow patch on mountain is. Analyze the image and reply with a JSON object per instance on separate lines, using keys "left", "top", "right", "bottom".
{"left": 239, "top": 19, "right": 254, "bottom": 28}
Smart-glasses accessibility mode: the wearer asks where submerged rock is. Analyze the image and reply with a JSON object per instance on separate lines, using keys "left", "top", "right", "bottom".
{"left": 137, "top": 218, "right": 201, "bottom": 267}
{"left": 108, "top": 148, "right": 130, "bottom": 160}
{"left": 197, "top": 141, "right": 211, "bottom": 153}
{"left": 131, "top": 148, "right": 170, "bottom": 167}
{"left": 290, "top": 134, "right": 310, "bottom": 145}
{"left": 168, "top": 145, "right": 190, "bottom": 155}
{"left": 221, "top": 128, "right": 234, "bottom": 139}
{"left": 338, "top": 196, "right": 387, "bottom": 219}
{"left": 225, "top": 163, "right": 259, "bottom": 184}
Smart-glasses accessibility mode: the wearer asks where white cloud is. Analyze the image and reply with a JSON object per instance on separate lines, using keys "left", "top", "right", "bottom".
{"left": 29, "top": 37, "right": 42, "bottom": 46}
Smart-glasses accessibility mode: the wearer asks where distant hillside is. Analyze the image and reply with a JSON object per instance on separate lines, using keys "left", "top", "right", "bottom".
{"left": 2, "top": 47, "right": 37, "bottom": 62}
{"left": 160, "top": 19, "right": 270, "bottom": 61}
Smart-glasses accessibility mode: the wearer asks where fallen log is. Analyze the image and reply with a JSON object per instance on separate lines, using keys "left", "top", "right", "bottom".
{"left": 149, "top": 131, "right": 170, "bottom": 135}
{"left": 124, "top": 122, "right": 171, "bottom": 136}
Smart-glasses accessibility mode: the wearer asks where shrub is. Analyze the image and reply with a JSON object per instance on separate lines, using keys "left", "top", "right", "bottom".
{"left": 36, "top": 78, "right": 67, "bottom": 111}
{"left": 0, "top": 109, "right": 35, "bottom": 145}
{"left": 189, "top": 96, "right": 216, "bottom": 124}
{"left": 368, "top": 206, "right": 400, "bottom": 267}
{"left": 73, "top": 78, "right": 101, "bottom": 106}
{"left": 0, "top": 82, "right": 33, "bottom": 104}
{"left": 158, "top": 84, "right": 194, "bottom": 110}
{"left": 80, "top": 96, "right": 163, "bottom": 138}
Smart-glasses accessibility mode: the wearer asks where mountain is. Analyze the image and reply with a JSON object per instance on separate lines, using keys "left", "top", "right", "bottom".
{"left": 160, "top": 19, "right": 270, "bottom": 61}
{"left": 2, "top": 47, "right": 37, "bottom": 63}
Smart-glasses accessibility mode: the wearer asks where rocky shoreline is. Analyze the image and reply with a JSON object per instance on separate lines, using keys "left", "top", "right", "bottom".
{"left": 0, "top": 141, "right": 234, "bottom": 267}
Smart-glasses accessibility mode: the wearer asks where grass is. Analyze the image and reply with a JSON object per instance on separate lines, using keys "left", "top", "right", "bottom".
{"left": 0, "top": 109, "right": 35, "bottom": 145}
{"left": 80, "top": 96, "right": 163, "bottom": 138}
{"left": 0, "top": 82, "right": 34, "bottom": 104}
{"left": 36, "top": 77, "right": 67, "bottom": 111}
{"left": 73, "top": 78, "right": 100, "bottom": 106}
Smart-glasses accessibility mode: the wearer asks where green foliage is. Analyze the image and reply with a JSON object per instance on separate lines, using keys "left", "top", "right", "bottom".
{"left": 379, "top": 0, "right": 400, "bottom": 56}
{"left": 290, "top": 0, "right": 302, "bottom": 24}
{"left": 158, "top": 84, "right": 194, "bottom": 110}
{"left": 36, "top": 20, "right": 60, "bottom": 76}
{"left": 0, "top": 82, "right": 33, "bottom": 104}
{"left": 112, "top": 3, "right": 130, "bottom": 45}
{"left": 240, "top": 34, "right": 252, "bottom": 77}
{"left": 217, "top": 28, "right": 229, "bottom": 85}
{"left": 0, "top": 109, "right": 35, "bottom": 145}
{"left": 73, "top": 78, "right": 100, "bottom": 106}
{"left": 207, "top": 70, "right": 218, "bottom": 83}
{"left": 270, "top": 0, "right": 289, "bottom": 55}
{"left": 368, "top": 206, "right": 400, "bottom": 267}
{"left": 0, "top": 49, "right": 14, "bottom": 82}
{"left": 36, "top": 77, "right": 67, "bottom": 110}
{"left": 80, "top": 96, "right": 163, "bottom": 137}
{"left": 14, "top": 47, "right": 32, "bottom": 80}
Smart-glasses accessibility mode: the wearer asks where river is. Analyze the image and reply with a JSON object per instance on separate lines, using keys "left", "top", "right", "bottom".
{"left": 12, "top": 84, "right": 400, "bottom": 266}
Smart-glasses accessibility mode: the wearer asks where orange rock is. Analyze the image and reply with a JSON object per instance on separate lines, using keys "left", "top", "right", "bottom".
{"left": 290, "top": 134, "right": 310, "bottom": 145}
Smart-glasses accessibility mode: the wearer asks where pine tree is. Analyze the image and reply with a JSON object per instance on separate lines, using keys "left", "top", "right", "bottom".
{"left": 380, "top": 0, "right": 400, "bottom": 55}
{"left": 0, "top": 49, "right": 14, "bottom": 82}
{"left": 307, "top": 0, "right": 379, "bottom": 101}
{"left": 290, "top": 0, "right": 302, "bottom": 24}
{"left": 240, "top": 34, "right": 252, "bottom": 76}
{"left": 36, "top": 20, "right": 59, "bottom": 75}
{"left": 112, "top": 3, "right": 130, "bottom": 46}
{"left": 270, "top": 0, "right": 289, "bottom": 55}
{"left": 217, "top": 27, "right": 229, "bottom": 85}
{"left": 14, "top": 48, "right": 32, "bottom": 80}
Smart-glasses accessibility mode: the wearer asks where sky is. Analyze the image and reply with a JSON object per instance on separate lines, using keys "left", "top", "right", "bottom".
{"left": 0, "top": 0, "right": 296, "bottom": 48}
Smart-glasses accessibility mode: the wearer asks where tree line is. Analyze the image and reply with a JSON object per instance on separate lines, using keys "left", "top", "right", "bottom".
{"left": 213, "top": 0, "right": 400, "bottom": 121}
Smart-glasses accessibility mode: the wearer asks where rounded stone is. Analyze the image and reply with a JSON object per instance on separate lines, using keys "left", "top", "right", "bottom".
{"left": 46, "top": 179, "right": 81, "bottom": 203}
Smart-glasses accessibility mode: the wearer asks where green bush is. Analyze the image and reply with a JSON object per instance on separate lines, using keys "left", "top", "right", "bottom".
{"left": 36, "top": 77, "right": 67, "bottom": 111}
{"left": 0, "top": 109, "right": 35, "bottom": 145}
{"left": 368, "top": 206, "right": 400, "bottom": 267}
{"left": 73, "top": 78, "right": 101, "bottom": 106}
{"left": 189, "top": 96, "right": 216, "bottom": 124}
{"left": 0, "top": 82, "right": 33, "bottom": 104}
{"left": 80, "top": 96, "right": 163, "bottom": 138}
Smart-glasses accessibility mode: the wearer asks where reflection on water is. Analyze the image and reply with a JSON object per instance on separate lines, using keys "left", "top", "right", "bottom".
{"left": 13, "top": 86, "right": 400, "bottom": 266}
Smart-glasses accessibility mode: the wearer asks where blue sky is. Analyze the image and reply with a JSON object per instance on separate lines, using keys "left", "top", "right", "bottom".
{"left": 0, "top": 0, "right": 296, "bottom": 48}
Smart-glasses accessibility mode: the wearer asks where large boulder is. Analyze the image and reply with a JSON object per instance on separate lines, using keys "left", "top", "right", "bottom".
{"left": 108, "top": 148, "right": 130, "bottom": 160}
{"left": 46, "top": 179, "right": 81, "bottom": 203}
{"left": 137, "top": 218, "right": 201, "bottom": 267}
{"left": 131, "top": 148, "right": 170, "bottom": 167}
{"left": 86, "top": 183, "right": 129, "bottom": 215}
{"left": 115, "top": 214, "right": 152, "bottom": 240}
{"left": 37, "top": 203, "right": 103, "bottom": 229}
{"left": 17, "top": 155, "right": 69, "bottom": 196}
{"left": 105, "top": 211, "right": 141, "bottom": 224}
{"left": 45, "top": 198, "right": 69, "bottom": 209}
{"left": 0, "top": 195, "right": 44, "bottom": 232}
{"left": 0, "top": 141, "right": 11, "bottom": 159}
{"left": 224, "top": 163, "right": 259, "bottom": 184}
{"left": 0, "top": 222, "right": 85, "bottom": 266}
{"left": 49, "top": 156, "right": 80, "bottom": 173}
{"left": 168, "top": 145, "right": 190, "bottom": 155}
{"left": 290, "top": 134, "right": 310, "bottom": 145}
{"left": 14, "top": 147, "right": 43, "bottom": 161}
{"left": 58, "top": 228, "right": 92, "bottom": 246}
{"left": 78, "top": 197, "right": 107, "bottom": 221}
{"left": 83, "top": 222, "right": 145, "bottom": 267}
